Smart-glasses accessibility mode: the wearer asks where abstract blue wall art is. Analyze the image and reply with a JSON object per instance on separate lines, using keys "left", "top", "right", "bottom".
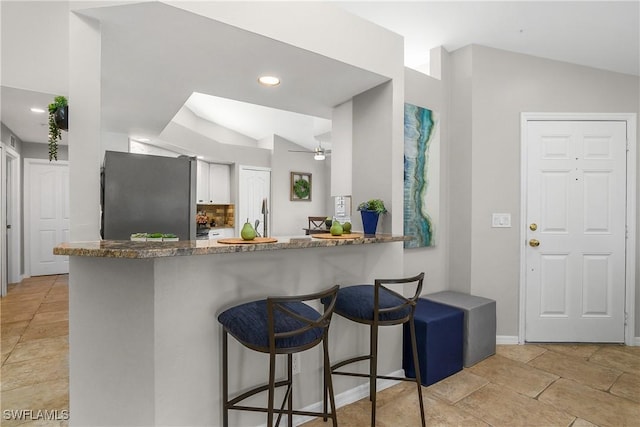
{"left": 404, "top": 103, "right": 439, "bottom": 248}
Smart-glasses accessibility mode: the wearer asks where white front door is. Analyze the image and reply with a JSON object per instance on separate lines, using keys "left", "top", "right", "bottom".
{"left": 525, "top": 120, "right": 627, "bottom": 342}
{"left": 28, "top": 161, "right": 70, "bottom": 276}
{"left": 238, "top": 166, "right": 271, "bottom": 237}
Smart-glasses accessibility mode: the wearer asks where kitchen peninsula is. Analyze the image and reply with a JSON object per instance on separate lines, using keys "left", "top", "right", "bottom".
{"left": 55, "top": 235, "right": 407, "bottom": 426}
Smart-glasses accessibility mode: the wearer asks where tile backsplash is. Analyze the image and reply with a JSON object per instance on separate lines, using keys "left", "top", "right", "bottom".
{"left": 197, "top": 204, "right": 234, "bottom": 227}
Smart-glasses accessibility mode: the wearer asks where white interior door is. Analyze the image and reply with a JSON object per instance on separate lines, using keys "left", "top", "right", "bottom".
{"left": 238, "top": 166, "right": 271, "bottom": 237}
{"left": 28, "top": 161, "right": 70, "bottom": 276}
{"left": 525, "top": 120, "right": 627, "bottom": 342}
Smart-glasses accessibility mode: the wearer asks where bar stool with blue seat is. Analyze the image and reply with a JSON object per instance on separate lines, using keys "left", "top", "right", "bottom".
{"left": 322, "top": 273, "right": 426, "bottom": 427}
{"left": 218, "top": 285, "right": 340, "bottom": 427}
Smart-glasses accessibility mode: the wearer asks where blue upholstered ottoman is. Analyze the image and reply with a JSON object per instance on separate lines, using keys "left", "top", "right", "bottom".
{"left": 402, "top": 299, "right": 463, "bottom": 386}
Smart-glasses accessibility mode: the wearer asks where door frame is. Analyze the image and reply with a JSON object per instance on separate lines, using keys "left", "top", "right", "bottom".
{"left": 1, "top": 143, "right": 22, "bottom": 295}
{"left": 519, "top": 113, "right": 637, "bottom": 345}
{"left": 24, "top": 158, "right": 70, "bottom": 278}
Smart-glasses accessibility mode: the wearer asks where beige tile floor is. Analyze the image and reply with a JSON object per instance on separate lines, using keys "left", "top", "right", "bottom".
{"left": 2, "top": 275, "right": 639, "bottom": 426}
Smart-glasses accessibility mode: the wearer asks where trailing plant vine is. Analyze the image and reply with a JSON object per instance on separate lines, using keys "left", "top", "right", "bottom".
{"left": 48, "top": 95, "right": 67, "bottom": 161}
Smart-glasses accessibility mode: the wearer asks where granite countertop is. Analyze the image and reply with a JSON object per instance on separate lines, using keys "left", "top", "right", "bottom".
{"left": 54, "top": 234, "right": 410, "bottom": 259}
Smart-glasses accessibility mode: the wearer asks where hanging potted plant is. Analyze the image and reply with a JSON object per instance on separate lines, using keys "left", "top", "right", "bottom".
{"left": 48, "top": 95, "right": 68, "bottom": 161}
{"left": 357, "top": 199, "right": 387, "bottom": 235}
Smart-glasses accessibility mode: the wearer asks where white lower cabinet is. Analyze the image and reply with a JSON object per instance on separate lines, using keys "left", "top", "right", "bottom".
{"left": 208, "top": 228, "right": 234, "bottom": 240}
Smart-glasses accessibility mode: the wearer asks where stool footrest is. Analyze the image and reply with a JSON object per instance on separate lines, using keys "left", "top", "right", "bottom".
{"left": 332, "top": 371, "right": 418, "bottom": 382}
{"left": 230, "top": 405, "right": 335, "bottom": 419}
{"left": 330, "top": 354, "right": 371, "bottom": 372}
{"left": 227, "top": 379, "right": 289, "bottom": 406}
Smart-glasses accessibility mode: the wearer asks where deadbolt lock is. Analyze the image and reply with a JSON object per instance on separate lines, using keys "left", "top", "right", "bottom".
{"left": 529, "top": 239, "right": 540, "bottom": 247}
{"left": 529, "top": 223, "right": 537, "bottom": 231}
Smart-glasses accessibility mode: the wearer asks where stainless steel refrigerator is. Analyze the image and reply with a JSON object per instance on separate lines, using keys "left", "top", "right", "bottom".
{"left": 101, "top": 151, "right": 196, "bottom": 240}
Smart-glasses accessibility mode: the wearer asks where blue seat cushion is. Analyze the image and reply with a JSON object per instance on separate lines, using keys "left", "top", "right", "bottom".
{"left": 322, "top": 285, "right": 411, "bottom": 322}
{"left": 218, "top": 300, "right": 323, "bottom": 350}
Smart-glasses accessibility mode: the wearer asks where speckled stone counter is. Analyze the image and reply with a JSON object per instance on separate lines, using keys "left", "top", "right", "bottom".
{"left": 54, "top": 234, "right": 407, "bottom": 259}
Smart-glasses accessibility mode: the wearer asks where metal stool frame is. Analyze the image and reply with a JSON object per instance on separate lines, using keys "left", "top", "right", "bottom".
{"left": 324, "top": 273, "right": 426, "bottom": 427}
{"left": 222, "top": 285, "right": 339, "bottom": 427}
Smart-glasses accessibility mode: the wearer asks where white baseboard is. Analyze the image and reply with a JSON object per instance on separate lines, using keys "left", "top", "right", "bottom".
{"left": 496, "top": 335, "right": 519, "bottom": 345}
{"left": 289, "top": 369, "right": 404, "bottom": 427}
{"left": 497, "top": 336, "right": 640, "bottom": 346}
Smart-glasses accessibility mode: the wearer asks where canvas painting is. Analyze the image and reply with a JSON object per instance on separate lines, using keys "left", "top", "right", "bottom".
{"left": 403, "top": 103, "right": 440, "bottom": 248}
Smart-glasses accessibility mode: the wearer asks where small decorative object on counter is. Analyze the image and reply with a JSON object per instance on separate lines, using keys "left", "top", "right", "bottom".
{"left": 196, "top": 212, "right": 209, "bottom": 226}
{"left": 325, "top": 216, "right": 332, "bottom": 229}
{"left": 147, "top": 233, "right": 163, "bottom": 242}
{"left": 330, "top": 220, "right": 343, "bottom": 236}
{"left": 358, "top": 199, "right": 387, "bottom": 235}
{"left": 130, "top": 233, "right": 147, "bottom": 242}
{"left": 240, "top": 219, "right": 257, "bottom": 241}
{"left": 342, "top": 222, "right": 352, "bottom": 233}
{"left": 162, "top": 233, "right": 179, "bottom": 242}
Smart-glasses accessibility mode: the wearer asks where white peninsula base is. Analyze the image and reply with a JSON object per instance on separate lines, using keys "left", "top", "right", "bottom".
{"left": 67, "top": 241, "right": 405, "bottom": 426}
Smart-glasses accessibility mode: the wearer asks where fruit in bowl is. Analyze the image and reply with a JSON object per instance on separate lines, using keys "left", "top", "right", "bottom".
{"left": 330, "top": 221, "right": 343, "bottom": 236}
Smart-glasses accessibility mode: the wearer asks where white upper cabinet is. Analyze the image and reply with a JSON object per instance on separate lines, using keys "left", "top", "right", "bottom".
{"left": 197, "top": 161, "right": 230, "bottom": 204}
{"left": 196, "top": 160, "right": 210, "bottom": 203}
{"left": 209, "top": 163, "right": 231, "bottom": 204}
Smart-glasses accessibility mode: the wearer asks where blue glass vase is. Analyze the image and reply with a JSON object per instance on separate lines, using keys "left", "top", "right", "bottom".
{"left": 361, "top": 210, "right": 380, "bottom": 235}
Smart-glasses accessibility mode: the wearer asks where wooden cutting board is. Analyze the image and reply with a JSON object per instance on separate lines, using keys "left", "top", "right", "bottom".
{"left": 217, "top": 237, "right": 278, "bottom": 244}
{"left": 311, "top": 233, "right": 364, "bottom": 240}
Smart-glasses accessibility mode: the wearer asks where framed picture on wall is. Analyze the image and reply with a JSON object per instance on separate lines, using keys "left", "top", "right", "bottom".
{"left": 290, "top": 172, "right": 312, "bottom": 201}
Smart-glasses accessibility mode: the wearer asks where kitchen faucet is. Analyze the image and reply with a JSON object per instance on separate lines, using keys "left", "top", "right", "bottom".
{"left": 261, "top": 198, "right": 268, "bottom": 237}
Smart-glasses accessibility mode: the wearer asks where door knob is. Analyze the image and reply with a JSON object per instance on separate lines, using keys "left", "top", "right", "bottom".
{"left": 529, "top": 223, "right": 537, "bottom": 231}
{"left": 529, "top": 239, "right": 540, "bottom": 247}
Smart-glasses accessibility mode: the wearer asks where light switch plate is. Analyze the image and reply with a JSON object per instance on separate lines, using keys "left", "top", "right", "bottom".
{"left": 492, "top": 213, "right": 511, "bottom": 228}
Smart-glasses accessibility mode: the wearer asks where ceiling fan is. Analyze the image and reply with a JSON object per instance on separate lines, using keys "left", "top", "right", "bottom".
{"left": 289, "top": 141, "right": 332, "bottom": 160}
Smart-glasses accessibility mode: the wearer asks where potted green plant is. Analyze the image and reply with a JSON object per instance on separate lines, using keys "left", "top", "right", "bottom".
{"left": 130, "top": 232, "right": 148, "bottom": 242}
{"left": 147, "top": 233, "right": 163, "bottom": 242}
{"left": 48, "top": 95, "right": 68, "bottom": 161}
{"left": 357, "top": 199, "right": 387, "bottom": 235}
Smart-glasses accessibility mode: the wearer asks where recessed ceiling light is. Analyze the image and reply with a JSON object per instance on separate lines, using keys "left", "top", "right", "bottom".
{"left": 258, "top": 75, "right": 280, "bottom": 87}
{"left": 30, "top": 107, "right": 45, "bottom": 113}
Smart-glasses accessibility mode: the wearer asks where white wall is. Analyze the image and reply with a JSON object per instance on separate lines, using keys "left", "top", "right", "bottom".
{"left": 169, "top": 1, "right": 406, "bottom": 236}
{"left": 271, "top": 135, "right": 329, "bottom": 236}
{"left": 160, "top": 121, "right": 271, "bottom": 168}
{"left": 172, "top": 107, "right": 259, "bottom": 149}
{"left": 448, "top": 46, "right": 474, "bottom": 295}
{"left": 352, "top": 82, "right": 396, "bottom": 234}
{"left": 402, "top": 48, "right": 451, "bottom": 292}
{"left": 1, "top": 1, "right": 69, "bottom": 95}
{"left": 331, "top": 100, "right": 353, "bottom": 196}
{"left": 100, "top": 131, "right": 129, "bottom": 156}
{"left": 450, "top": 44, "right": 640, "bottom": 336}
